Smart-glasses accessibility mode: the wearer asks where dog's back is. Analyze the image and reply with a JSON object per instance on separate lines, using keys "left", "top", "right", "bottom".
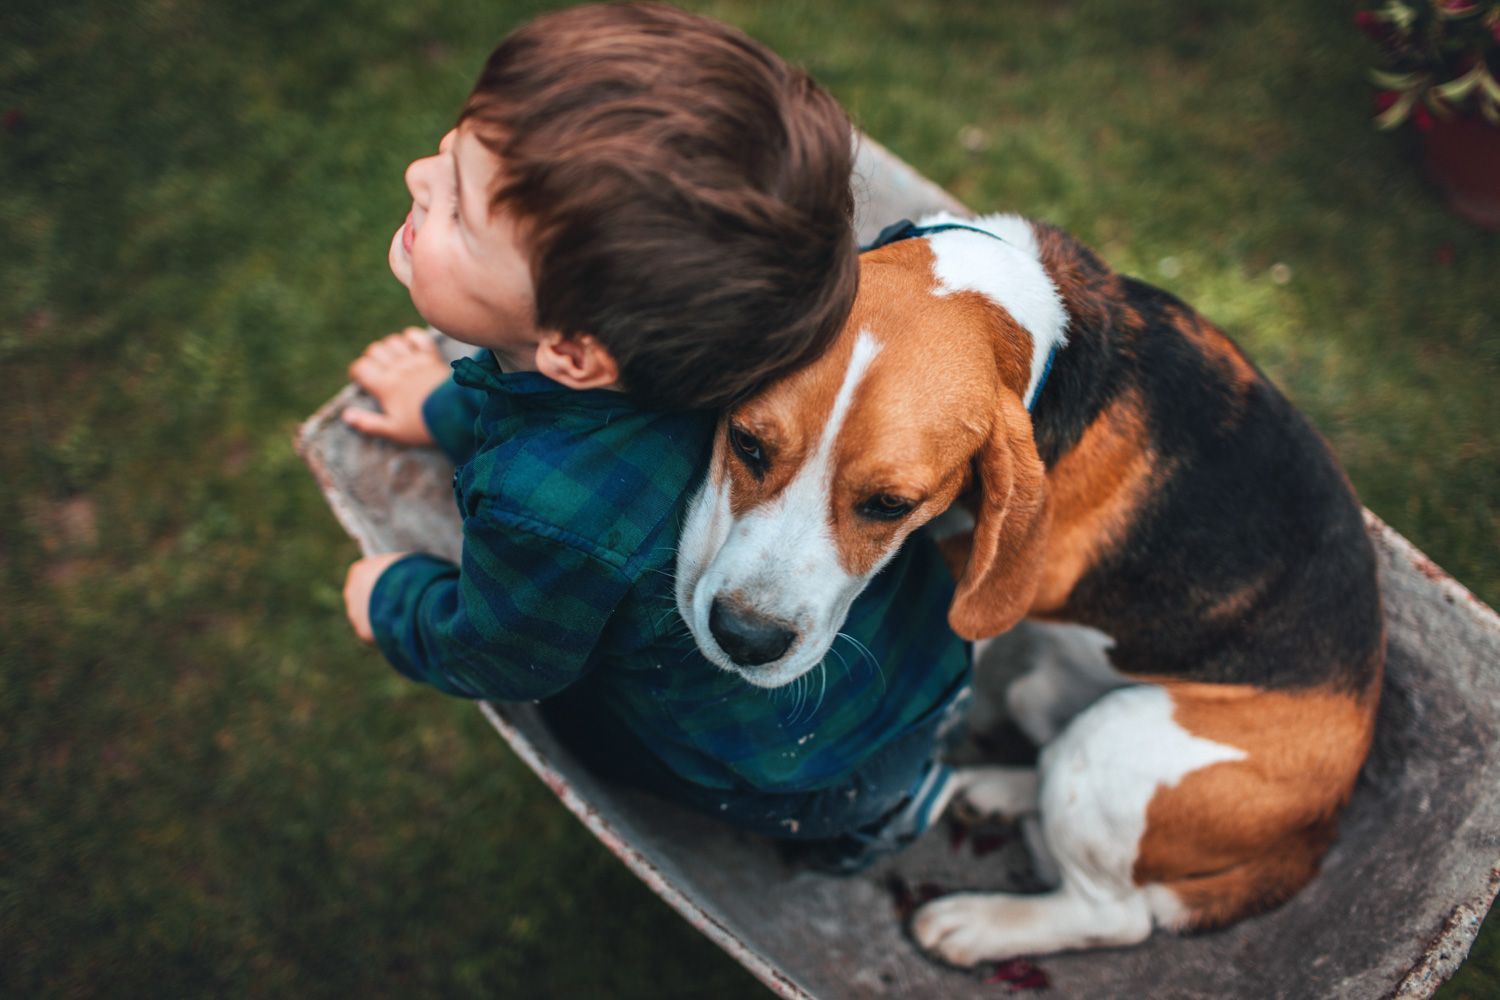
{"left": 1027, "top": 226, "right": 1383, "bottom": 921}
{"left": 1030, "top": 250, "right": 1385, "bottom": 697}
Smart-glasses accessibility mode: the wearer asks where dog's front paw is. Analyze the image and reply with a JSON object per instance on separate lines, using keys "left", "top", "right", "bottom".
{"left": 911, "top": 894, "right": 1017, "bottom": 968}
{"left": 950, "top": 766, "right": 1038, "bottom": 824}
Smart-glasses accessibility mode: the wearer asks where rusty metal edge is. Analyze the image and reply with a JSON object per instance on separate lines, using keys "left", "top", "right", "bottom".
{"left": 1363, "top": 511, "right": 1500, "bottom": 999}
{"left": 1364, "top": 510, "right": 1500, "bottom": 631}
{"left": 1393, "top": 882, "right": 1500, "bottom": 1000}
{"left": 477, "top": 702, "right": 816, "bottom": 1000}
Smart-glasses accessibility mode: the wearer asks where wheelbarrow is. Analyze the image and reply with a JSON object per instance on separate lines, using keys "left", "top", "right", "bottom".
{"left": 298, "top": 135, "right": 1500, "bottom": 999}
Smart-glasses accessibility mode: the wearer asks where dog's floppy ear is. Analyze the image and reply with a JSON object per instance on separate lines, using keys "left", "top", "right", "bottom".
{"left": 947, "top": 389, "right": 1049, "bottom": 640}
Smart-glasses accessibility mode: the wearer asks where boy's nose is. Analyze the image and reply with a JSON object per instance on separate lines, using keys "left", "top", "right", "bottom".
{"left": 404, "top": 130, "right": 454, "bottom": 206}
{"left": 709, "top": 597, "right": 796, "bottom": 666}
{"left": 404, "top": 156, "right": 433, "bottom": 205}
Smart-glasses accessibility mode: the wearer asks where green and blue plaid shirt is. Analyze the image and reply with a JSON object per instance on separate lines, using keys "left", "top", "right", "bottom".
{"left": 370, "top": 350, "right": 970, "bottom": 795}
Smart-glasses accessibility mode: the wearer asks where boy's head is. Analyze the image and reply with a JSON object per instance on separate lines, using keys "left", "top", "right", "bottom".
{"left": 427, "top": 2, "right": 857, "bottom": 411}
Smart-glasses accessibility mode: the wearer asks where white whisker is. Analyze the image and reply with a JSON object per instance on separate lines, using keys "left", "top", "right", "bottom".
{"left": 827, "top": 644, "right": 852, "bottom": 683}
{"left": 810, "top": 661, "right": 828, "bottom": 718}
{"left": 836, "top": 631, "right": 886, "bottom": 696}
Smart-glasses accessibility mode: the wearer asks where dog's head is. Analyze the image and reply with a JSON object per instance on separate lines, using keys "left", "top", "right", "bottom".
{"left": 674, "top": 215, "right": 1067, "bottom": 687}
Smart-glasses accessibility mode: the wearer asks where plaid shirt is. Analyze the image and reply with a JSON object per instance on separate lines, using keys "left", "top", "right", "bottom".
{"left": 370, "top": 351, "right": 970, "bottom": 794}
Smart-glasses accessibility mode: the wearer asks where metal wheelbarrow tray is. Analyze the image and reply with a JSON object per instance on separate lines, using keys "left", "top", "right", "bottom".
{"left": 298, "top": 136, "right": 1500, "bottom": 999}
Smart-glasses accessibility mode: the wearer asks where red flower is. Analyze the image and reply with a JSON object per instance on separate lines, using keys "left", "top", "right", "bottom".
{"left": 1413, "top": 103, "right": 1435, "bottom": 131}
{"left": 1375, "top": 90, "right": 1399, "bottom": 113}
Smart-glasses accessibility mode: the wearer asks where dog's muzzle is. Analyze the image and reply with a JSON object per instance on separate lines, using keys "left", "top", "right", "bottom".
{"left": 707, "top": 597, "right": 797, "bottom": 667}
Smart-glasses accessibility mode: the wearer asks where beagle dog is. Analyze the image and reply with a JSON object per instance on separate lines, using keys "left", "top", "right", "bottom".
{"left": 673, "top": 213, "right": 1384, "bottom": 965}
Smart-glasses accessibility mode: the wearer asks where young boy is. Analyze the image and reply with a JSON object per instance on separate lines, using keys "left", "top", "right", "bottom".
{"left": 342, "top": 3, "right": 970, "bottom": 867}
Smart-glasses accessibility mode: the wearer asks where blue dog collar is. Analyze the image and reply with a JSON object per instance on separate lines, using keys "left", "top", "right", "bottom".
{"left": 862, "top": 217, "right": 1058, "bottom": 413}
{"left": 864, "top": 217, "right": 1014, "bottom": 252}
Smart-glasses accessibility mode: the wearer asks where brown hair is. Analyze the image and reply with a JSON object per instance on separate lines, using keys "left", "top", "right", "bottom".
{"left": 459, "top": 2, "right": 856, "bottom": 411}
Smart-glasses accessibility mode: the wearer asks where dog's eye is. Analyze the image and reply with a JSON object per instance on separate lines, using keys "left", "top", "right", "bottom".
{"left": 728, "top": 424, "right": 767, "bottom": 477}
{"left": 858, "top": 493, "right": 916, "bottom": 521}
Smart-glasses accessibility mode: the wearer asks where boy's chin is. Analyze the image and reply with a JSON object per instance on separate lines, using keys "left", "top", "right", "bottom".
{"left": 388, "top": 229, "right": 413, "bottom": 287}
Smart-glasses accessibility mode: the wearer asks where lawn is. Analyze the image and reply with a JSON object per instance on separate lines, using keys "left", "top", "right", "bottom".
{"left": 2, "top": 0, "right": 1496, "bottom": 996}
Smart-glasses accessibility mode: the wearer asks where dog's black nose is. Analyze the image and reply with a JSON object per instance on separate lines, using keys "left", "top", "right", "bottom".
{"left": 708, "top": 598, "right": 796, "bottom": 666}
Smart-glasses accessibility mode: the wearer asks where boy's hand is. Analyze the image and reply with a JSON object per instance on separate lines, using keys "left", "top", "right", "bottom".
{"left": 343, "top": 552, "right": 409, "bottom": 643}
{"left": 343, "top": 327, "right": 452, "bottom": 446}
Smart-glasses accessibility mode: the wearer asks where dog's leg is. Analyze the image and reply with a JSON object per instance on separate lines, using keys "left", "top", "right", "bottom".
{"left": 1018, "top": 814, "right": 1061, "bottom": 887}
{"left": 948, "top": 765, "right": 1038, "bottom": 824}
{"left": 915, "top": 683, "right": 1246, "bottom": 966}
{"left": 1004, "top": 623, "right": 1126, "bottom": 745}
{"left": 1005, "top": 664, "right": 1077, "bottom": 746}
{"left": 912, "top": 883, "right": 1153, "bottom": 967}
{"left": 941, "top": 766, "right": 1061, "bottom": 886}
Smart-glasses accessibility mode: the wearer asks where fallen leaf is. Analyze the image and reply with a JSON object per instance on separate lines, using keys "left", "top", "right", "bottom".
{"left": 983, "top": 957, "right": 1050, "bottom": 991}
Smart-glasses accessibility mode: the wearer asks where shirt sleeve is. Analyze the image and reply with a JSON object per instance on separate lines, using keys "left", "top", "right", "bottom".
{"left": 420, "top": 373, "right": 486, "bottom": 465}
{"left": 367, "top": 507, "right": 633, "bottom": 701}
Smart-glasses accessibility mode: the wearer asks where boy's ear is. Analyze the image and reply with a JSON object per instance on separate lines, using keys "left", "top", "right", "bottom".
{"left": 534, "top": 332, "right": 620, "bottom": 390}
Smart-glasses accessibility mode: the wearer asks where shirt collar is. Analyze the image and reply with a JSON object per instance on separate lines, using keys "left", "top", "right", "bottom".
{"left": 451, "top": 351, "right": 626, "bottom": 408}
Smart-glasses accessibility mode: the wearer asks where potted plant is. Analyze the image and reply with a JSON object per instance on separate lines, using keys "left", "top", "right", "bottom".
{"left": 1358, "top": 1, "right": 1500, "bottom": 228}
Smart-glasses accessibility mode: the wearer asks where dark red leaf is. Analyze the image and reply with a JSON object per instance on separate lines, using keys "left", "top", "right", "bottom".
{"left": 971, "top": 830, "right": 1010, "bottom": 857}
{"left": 983, "top": 958, "right": 1051, "bottom": 991}
{"left": 1354, "top": 10, "right": 1394, "bottom": 44}
{"left": 1009, "top": 970, "right": 1050, "bottom": 991}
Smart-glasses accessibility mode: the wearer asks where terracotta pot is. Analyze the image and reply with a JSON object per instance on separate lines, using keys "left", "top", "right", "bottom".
{"left": 1422, "top": 114, "right": 1500, "bottom": 230}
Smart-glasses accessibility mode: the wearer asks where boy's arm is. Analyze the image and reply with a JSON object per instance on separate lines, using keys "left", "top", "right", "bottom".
{"left": 354, "top": 508, "right": 633, "bottom": 701}
{"left": 419, "top": 374, "right": 486, "bottom": 465}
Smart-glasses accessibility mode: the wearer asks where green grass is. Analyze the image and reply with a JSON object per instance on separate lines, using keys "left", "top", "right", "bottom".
{"left": 2, "top": 0, "right": 1496, "bottom": 996}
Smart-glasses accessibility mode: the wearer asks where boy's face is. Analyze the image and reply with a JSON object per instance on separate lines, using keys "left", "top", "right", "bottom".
{"left": 389, "top": 126, "right": 540, "bottom": 360}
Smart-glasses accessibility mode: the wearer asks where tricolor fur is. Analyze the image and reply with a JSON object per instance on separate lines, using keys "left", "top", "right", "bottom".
{"left": 673, "top": 212, "right": 1384, "bottom": 962}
